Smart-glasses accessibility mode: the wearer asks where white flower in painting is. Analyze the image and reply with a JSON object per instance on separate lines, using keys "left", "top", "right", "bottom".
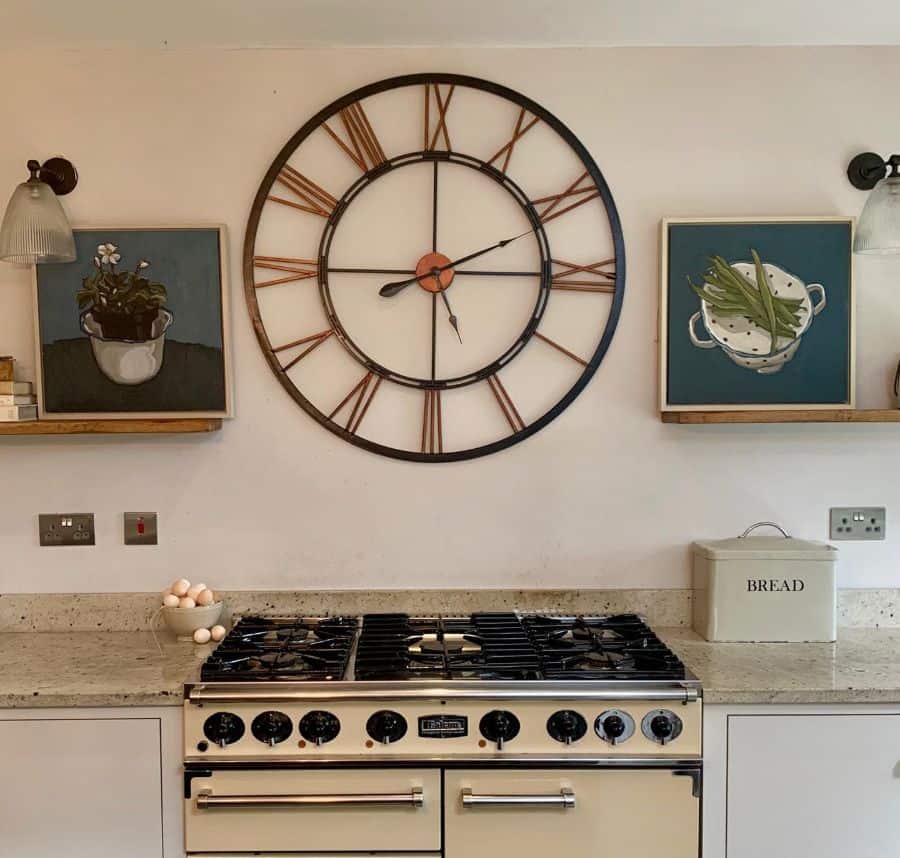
{"left": 97, "top": 243, "right": 120, "bottom": 265}
{"left": 93, "top": 256, "right": 101, "bottom": 268}
{"left": 137, "top": 259, "right": 149, "bottom": 269}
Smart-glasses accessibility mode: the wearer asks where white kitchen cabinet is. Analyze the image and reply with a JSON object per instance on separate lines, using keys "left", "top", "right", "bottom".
{"left": 703, "top": 704, "right": 900, "bottom": 858}
{"left": 0, "top": 706, "right": 183, "bottom": 858}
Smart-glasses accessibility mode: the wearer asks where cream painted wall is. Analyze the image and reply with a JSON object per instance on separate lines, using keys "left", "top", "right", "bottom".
{"left": 0, "top": 46, "right": 899, "bottom": 594}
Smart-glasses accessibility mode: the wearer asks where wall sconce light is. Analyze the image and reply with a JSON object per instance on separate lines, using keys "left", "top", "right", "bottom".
{"left": 0, "top": 157, "right": 78, "bottom": 264}
{"left": 847, "top": 152, "right": 900, "bottom": 255}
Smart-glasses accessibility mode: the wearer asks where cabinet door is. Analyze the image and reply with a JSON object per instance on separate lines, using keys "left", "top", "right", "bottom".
{"left": 0, "top": 717, "right": 163, "bottom": 858}
{"left": 727, "top": 714, "right": 900, "bottom": 858}
{"left": 445, "top": 768, "right": 699, "bottom": 858}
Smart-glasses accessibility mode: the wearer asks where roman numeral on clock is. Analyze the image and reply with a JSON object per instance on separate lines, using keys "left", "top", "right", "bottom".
{"left": 487, "top": 374, "right": 525, "bottom": 433}
{"left": 252, "top": 256, "right": 318, "bottom": 289}
{"left": 329, "top": 372, "right": 382, "bottom": 435}
{"left": 424, "top": 83, "right": 455, "bottom": 151}
{"left": 268, "top": 165, "right": 337, "bottom": 217}
{"left": 550, "top": 258, "right": 616, "bottom": 293}
{"left": 532, "top": 171, "right": 600, "bottom": 225}
{"left": 422, "top": 389, "right": 443, "bottom": 454}
{"left": 534, "top": 332, "right": 588, "bottom": 366}
{"left": 487, "top": 107, "right": 540, "bottom": 174}
{"left": 273, "top": 329, "right": 334, "bottom": 371}
{"left": 323, "top": 101, "right": 387, "bottom": 173}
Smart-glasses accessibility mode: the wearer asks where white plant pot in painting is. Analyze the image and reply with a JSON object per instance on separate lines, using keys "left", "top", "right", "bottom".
{"left": 688, "top": 261, "right": 826, "bottom": 374}
{"left": 80, "top": 308, "right": 174, "bottom": 385}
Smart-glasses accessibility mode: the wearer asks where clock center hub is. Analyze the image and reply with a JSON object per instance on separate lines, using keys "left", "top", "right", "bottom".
{"left": 415, "top": 252, "right": 454, "bottom": 293}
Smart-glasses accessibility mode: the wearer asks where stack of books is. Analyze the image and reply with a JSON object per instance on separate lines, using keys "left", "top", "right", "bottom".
{"left": 0, "top": 356, "right": 36, "bottom": 422}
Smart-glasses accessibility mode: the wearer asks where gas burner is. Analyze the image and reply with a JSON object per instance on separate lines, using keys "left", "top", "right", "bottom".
{"left": 407, "top": 632, "right": 483, "bottom": 656}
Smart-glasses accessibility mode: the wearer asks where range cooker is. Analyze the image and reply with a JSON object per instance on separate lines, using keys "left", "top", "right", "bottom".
{"left": 184, "top": 612, "right": 701, "bottom": 857}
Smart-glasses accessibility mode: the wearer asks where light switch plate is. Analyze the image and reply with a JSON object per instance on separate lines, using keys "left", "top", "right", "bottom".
{"left": 124, "top": 512, "right": 158, "bottom": 545}
{"left": 829, "top": 506, "right": 886, "bottom": 540}
{"left": 39, "top": 513, "right": 95, "bottom": 546}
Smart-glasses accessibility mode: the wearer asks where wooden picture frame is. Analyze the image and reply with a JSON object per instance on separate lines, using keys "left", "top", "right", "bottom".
{"left": 659, "top": 216, "right": 855, "bottom": 412}
{"left": 33, "top": 225, "right": 233, "bottom": 419}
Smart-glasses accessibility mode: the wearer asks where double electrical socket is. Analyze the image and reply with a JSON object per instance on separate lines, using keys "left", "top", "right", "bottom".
{"left": 38, "top": 513, "right": 95, "bottom": 546}
{"left": 38, "top": 512, "right": 158, "bottom": 546}
{"left": 829, "top": 507, "right": 886, "bottom": 541}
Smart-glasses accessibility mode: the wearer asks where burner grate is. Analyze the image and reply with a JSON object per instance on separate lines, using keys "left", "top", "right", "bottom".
{"left": 521, "top": 613, "right": 686, "bottom": 681}
{"left": 353, "top": 613, "right": 542, "bottom": 680}
{"left": 200, "top": 615, "right": 357, "bottom": 681}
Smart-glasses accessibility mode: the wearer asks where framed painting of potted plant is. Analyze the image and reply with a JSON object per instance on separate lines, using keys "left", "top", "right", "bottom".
{"left": 33, "top": 225, "right": 232, "bottom": 418}
{"left": 659, "top": 217, "right": 855, "bottom": 411}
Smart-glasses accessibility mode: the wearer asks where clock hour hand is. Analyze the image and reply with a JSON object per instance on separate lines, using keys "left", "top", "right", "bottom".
{"left": 379, "top": 229, "right": 532, "bottom": 297}
{"left": 440, "top": 290, "right": 462, "bottom": 343}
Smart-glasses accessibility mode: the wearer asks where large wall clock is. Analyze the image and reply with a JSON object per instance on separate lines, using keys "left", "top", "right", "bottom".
{"left": 243, "top": 73, "right": 625, "bottom": 462}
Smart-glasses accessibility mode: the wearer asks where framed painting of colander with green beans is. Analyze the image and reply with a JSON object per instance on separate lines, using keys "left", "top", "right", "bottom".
{"left": 659, "top": 217, "right": 855, "bottom": 411}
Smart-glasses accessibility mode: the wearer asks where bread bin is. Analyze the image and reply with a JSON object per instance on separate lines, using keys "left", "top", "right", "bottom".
{"left": 692, "top": 522, "right": 837, "bottom": 642}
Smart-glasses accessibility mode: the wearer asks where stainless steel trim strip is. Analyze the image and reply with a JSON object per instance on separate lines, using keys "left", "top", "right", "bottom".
{"left": 183, "top": 754, "right": 702, "bottom": 768}
{"left": 461, "top": 787, "right": 575, "bottom": 809}
{"left": 195, "top": 786, "right": 424, "bottom": 810}
{"left": 186, "top": 681, "right": 700, "bottom": 704}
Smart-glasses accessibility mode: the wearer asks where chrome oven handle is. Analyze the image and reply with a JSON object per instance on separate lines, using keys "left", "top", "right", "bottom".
{"left": 196, "top": 786, "right": 424, "bottom": 810}
{"left": 461, "top": 787, "right": 575, "bottom": 810}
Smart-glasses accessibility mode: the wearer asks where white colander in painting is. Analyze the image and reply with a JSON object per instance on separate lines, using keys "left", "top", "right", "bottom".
{"left": 688, "top": 261, "right": 826, "bottom": 374}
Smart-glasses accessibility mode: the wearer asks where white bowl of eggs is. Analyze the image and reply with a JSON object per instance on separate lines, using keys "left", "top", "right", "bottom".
{"left": 161, "top": 579, "right": 227, "bottom": 643}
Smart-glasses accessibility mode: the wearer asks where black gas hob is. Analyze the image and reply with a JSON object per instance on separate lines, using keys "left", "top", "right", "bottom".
{"left": 199, "top": 612, "right": 687, "bottom": 683}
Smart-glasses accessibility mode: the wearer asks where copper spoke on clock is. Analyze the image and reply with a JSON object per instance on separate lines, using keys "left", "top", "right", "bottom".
{"left": 269, "top": 165, "right": 337, "bottom": 218}
{"left": 274, "top": 329, "right": 334, "bottom": 371}
{"left": 424, "top": 83, "right": 455, "bottom": 151}
{"left": 324, "top": 101, "right": 387, "bottom": 173}
{"left": 532, "top": 171, "right": 600, "bottom": 225}
{"left": 253, "top": 256, "right": 319, "bottom": 289}
{"left": 329, "top": 371, "right": 382, "bottom": 435}
{"left": 550, "top": 257, "right": 616, "bottom": 293}
{"left": 488, "top": 107, "right": 540, "bottom": 175}
{"left": 487, "top": 374, "right": 525, "bottom": 433}
{"left": 422, "top": 389, "right": 443, "bottom": 454}
{"left": 533, "top": 331, "right": 589, "bottom": 366}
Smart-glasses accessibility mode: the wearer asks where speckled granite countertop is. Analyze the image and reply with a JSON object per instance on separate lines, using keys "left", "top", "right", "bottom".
{"left": 662, "top": 627, "right": 900, "bottom": 704}
{"left": 0, "top": 632, "right": 205, "bottom": 707}
{"left": 2, "top": 627, "right": 900, "bottom": 708}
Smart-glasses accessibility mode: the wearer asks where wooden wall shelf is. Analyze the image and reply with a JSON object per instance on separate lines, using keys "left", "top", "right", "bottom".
{"left": 661, "top": 409, "right": 900, "bottom": 425}
{"left": 0, "top": 418, "right": 222, "bottom": 436}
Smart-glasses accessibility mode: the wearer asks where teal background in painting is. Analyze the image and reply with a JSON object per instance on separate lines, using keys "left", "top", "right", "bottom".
{"left": 666, "top": 221, "right": 851, "bottom": 405}
{"left": 36, "top": 228, "right": 224, "bottom": 349}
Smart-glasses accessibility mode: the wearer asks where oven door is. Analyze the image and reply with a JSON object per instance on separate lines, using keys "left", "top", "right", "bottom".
{"left": 185, "top": 768, "right": 441, "bottom": 854}
{"left": 444, "top": 768, "right": 700, "bottom": 858}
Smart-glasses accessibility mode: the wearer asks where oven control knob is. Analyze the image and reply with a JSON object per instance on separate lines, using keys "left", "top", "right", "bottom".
{"left": 642, "top": 709, "right": 683, "bottom": 745}
{"left": 547, "top": 710, "right": 587, "bottom": 745}
{"left": 251, "top": 710, "right": 293, "bottom": 746}
{"left": 594, "top": 710, "right": 635, "bottom": 745}
{"left": 366, "top": 710, "right": 408, "bottom": 745}
{"left": 203, "top": 712, "right": 245, "bottom": 747}
{"left": 299, "top": 710, "right": 341, "bottom": 746}
{"left": 479, "top": 710, "right": 521, "bottom": 750}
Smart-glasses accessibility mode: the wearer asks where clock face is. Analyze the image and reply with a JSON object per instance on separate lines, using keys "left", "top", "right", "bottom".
{"left": 244, "top": 73, "right": 625, "bottom": 462}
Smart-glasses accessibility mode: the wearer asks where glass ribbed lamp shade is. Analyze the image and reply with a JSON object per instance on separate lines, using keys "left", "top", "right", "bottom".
{"left": 0, "top": 176, "right": 76, "bottom": 264}
{"left": 854, "top": 175, "right": 900, "bottom": 255}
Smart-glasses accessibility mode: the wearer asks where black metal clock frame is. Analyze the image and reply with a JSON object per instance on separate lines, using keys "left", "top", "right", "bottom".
{"left": 243, "top": 72, "right": 626, "bottom": 463}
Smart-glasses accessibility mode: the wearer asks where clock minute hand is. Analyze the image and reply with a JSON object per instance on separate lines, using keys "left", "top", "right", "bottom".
{"left": 378, "top": 230, "right": 532, "bottom": 297}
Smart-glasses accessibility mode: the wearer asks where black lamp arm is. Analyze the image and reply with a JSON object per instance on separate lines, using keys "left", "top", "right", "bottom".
{"left": 847, "top": 151, "right": 900, "bottom": 190}
{"left": 24, "top": 156, "right": 78, "bottom": 196}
